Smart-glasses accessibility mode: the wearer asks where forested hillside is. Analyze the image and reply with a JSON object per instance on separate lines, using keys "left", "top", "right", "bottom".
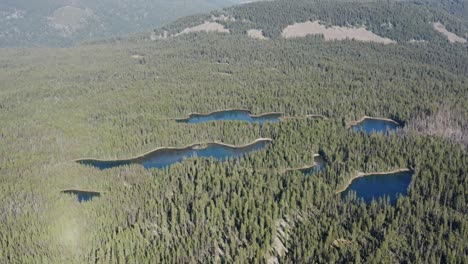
{"left": 0, "top": 0, "right": 467, "bottom": 263}
{"left": 0, "top": 0, "right": 255, "bottom": 47}
{"left": 410, "top": 0, "right": 467, "bottom": 19}
{"left": 149, "top": 0, "right": 467, "bottom": 42}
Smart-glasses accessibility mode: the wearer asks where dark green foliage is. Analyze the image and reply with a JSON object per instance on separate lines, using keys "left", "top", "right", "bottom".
{"left": 154, "top": 0, "right": 467, "bottom": 42}
{"left": 410, "top": 0, "right": 467, "bottom": 19}
{"left": 0, "top": 0, "right": 467, "bottom": 263}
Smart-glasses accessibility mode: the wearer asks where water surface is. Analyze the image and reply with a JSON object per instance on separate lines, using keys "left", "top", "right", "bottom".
{"left": 177, "top": 110, "right": 282, "bottom": 124}
{"left": 63, "top": 190, "right": 100, "bottom": 203}
{"left": 77, "top": 140, "right": 271, "bottom": 170}
{"left": 351, "top": 118, "right": 400, "bottom": 134}
{"left": 341, "top": 171, "right": 413, "bottom": 204}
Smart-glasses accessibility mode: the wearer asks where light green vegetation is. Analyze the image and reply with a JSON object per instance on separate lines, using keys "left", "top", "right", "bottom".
{"left": 0, "top": 0, "right": 467, "bottom": 263}
{"left": 0, "top": 0, "right": 254, "bottom": 47}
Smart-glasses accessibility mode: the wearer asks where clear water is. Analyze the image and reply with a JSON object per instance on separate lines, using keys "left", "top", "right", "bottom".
{"left": 351, "top": 118, "right": 400, "bottom": 134}
{"left": 341, "top": 171, "right": 413, "bottom": 204}
{"left": 78, "top": 140, "right": 270, "bottom": 170}
{"left": 63, "top": 190, "right": 100, "bottom": 203}
{"left": 177, "top": 110, "right": 282, "bottom": 124}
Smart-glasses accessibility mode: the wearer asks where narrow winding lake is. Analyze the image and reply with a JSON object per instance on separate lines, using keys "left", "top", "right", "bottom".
{"left": 176, "top": 110, "right": 282, "bottom": 124}
{"left": 77, "top": 139, "right": 271, "bottom": 170}
{"left": 351, "top": 118, "right": 401, "bottom": 134}
{"left": 62, "top": 190, "right": 100, "bottom": 203}
{"left": 341, "top": 171, "right": 413, "bottom": 204}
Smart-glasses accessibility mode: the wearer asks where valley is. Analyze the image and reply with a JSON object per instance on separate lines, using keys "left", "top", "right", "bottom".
{"left": 0, "top": 0, "right": 466, "bottom": 263}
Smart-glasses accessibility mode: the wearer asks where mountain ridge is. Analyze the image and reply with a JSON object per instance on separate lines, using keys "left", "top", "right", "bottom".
{"left": 0, "top": 0, "right": 263, "bottom": 47}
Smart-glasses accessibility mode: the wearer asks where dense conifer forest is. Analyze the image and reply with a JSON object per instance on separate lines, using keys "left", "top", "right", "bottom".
{"left": 154, "top": 0, "right": 467, "bottom": 41}
{"left": 0, "top": 0, "right": 467, "bottom": 263}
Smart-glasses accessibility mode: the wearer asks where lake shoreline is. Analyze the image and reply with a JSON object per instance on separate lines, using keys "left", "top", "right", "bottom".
{"left": 283, "top": 163, "right": 316, "bottom": 173}
{"left": 281, "top": 114, "right": 328, "bottom": 120}
{"left": 335, "top": 168, "right": 412, "bottom": 194}
{"left": 348, "top": 115, "right": 401, "bottom": 129}
{"left": 283, "top": 154, "right": 322, "bottom": 173}
{"left": 74, "top": 138, "right": 273, "bottom": 163}
{"left": 174, "top": 108, "right": 282, "bottom": 122}
{"left": 62, "top": 189, "right": 102, "bottom": 195}
{"left": 174, "top": 109, "right": 327, "bottom": 122}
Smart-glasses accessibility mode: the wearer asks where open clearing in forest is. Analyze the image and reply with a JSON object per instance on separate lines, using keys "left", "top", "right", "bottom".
{"left": 175, "top": 21, "right": 230, "bottom": 36}
{"left": 211, "top": 14, "right": 236, "bottom": 22}
{"left": 247, "top": 29, "right": 268, "bottom": 40}
{"left": 281, "top": 20, "right": 396, "bottom": 44}
{"left": 48, "top": 6, "right": 93, "bottom": 36}
{"left": 433, "top": 22, "right": 466, "bottom": 43}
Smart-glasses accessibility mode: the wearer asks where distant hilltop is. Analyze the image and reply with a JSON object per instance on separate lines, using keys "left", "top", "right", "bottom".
{"left": 0, "top": 0, "right": 261, "bottom": 47}
{"left": 147, "top": 0, "right": 467, "bottom": 45}
{"left": 1, "top": 0, "right": 466, "bottom": 47}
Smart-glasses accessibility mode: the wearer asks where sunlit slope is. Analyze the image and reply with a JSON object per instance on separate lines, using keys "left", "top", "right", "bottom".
{"left": 0, "top": 0, "right": 255, "bottom": 47}
{"left": 0, "top": 1, "right": 467, "bottom": 263}
{"left": 409, "top": 0, "right": 467, "bottom": 19}
{"left": 146, "top": 0, "right": 467, "bottom": 43}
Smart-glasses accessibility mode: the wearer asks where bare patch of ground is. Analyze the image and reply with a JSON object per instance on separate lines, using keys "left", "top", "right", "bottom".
{"left": 433, "top": 22, "right": 467, "bottom": 43}
{"left": 0, "top": 9, "right": 25, "bottom": 20}
{"left": 266, "top": 219, "right": 290, "bottom": 264}
{"left": 247, "top": 29, "right": 268, "bottom": 40}
{"left": 332, "top": 238, "right": 352, "bottom": 248}
{"left": 48, "top": 6, "right": 93, "bottom": 37}
{"left": 409, "top": 39, "right": 427, "bottom": 43}
{"left": 211, "top": 14, "right": 236, "bottom": 22}
{"left": 175, "top": 21, "right": 230, "bottom": 36}
{"left": 152, "top": 22, "right": 229, "bottom": 40}
{"left": 266, "top": 208, "right": 319, "bottom": 263}
{"left": 281, "top": 20, "right": 396, "bottom": 44}
{"left": 151, "top": 30, "right": 168, "bottom": 40}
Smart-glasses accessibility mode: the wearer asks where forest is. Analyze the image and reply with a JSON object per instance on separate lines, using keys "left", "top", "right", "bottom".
{"left": 0, "top": 0, "right": 467, "bottom": 263}
{"left": 0, "top": 0, "right": 248, "bottom": 47}
{"left": 154, "top": 0, "right": 468, "bottom": 41}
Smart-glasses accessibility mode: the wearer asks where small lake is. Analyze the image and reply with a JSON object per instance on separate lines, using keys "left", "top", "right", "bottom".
{"left": 62, "top": 190, "right": 100, "bottom": 203}
{"left": 176, "top": 110, "right": 282, "bottom": 124}
{"left": 351, "top": 118, "right": 401, "bottom": 134}
{"left": 77, "top": 140, "right": 271, "bottom": 170}
{"left": 341, "top": 171, "right": 413, "bottom": 204}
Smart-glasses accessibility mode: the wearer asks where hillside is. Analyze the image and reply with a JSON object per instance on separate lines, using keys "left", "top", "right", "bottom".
{"left": 147, "top": 0, "right": 467, "bottom": 43}
{"left": 0, "top": 0, "right": 467, "bottom": 263}
{"left": 0, "top": 0, "right": 257, "bottom": 47}
{"left": 410, "top": 0, "right": 467, "bottom": 19}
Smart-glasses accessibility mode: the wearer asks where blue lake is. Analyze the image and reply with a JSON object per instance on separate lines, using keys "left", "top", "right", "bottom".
{"left": 341, "top": 171, "right": 413, "bottom": 204}
{"left": 63, "top": 190, "right": 100, "bottom": 203}
{"left": 77, "top": 140, "right": 271, "bottom": 170}
{"left": 351, "top": 118, "right": 401, "bottom": 134}
{"left": 176, "top": 110, "right": 282, "bottom": 124}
